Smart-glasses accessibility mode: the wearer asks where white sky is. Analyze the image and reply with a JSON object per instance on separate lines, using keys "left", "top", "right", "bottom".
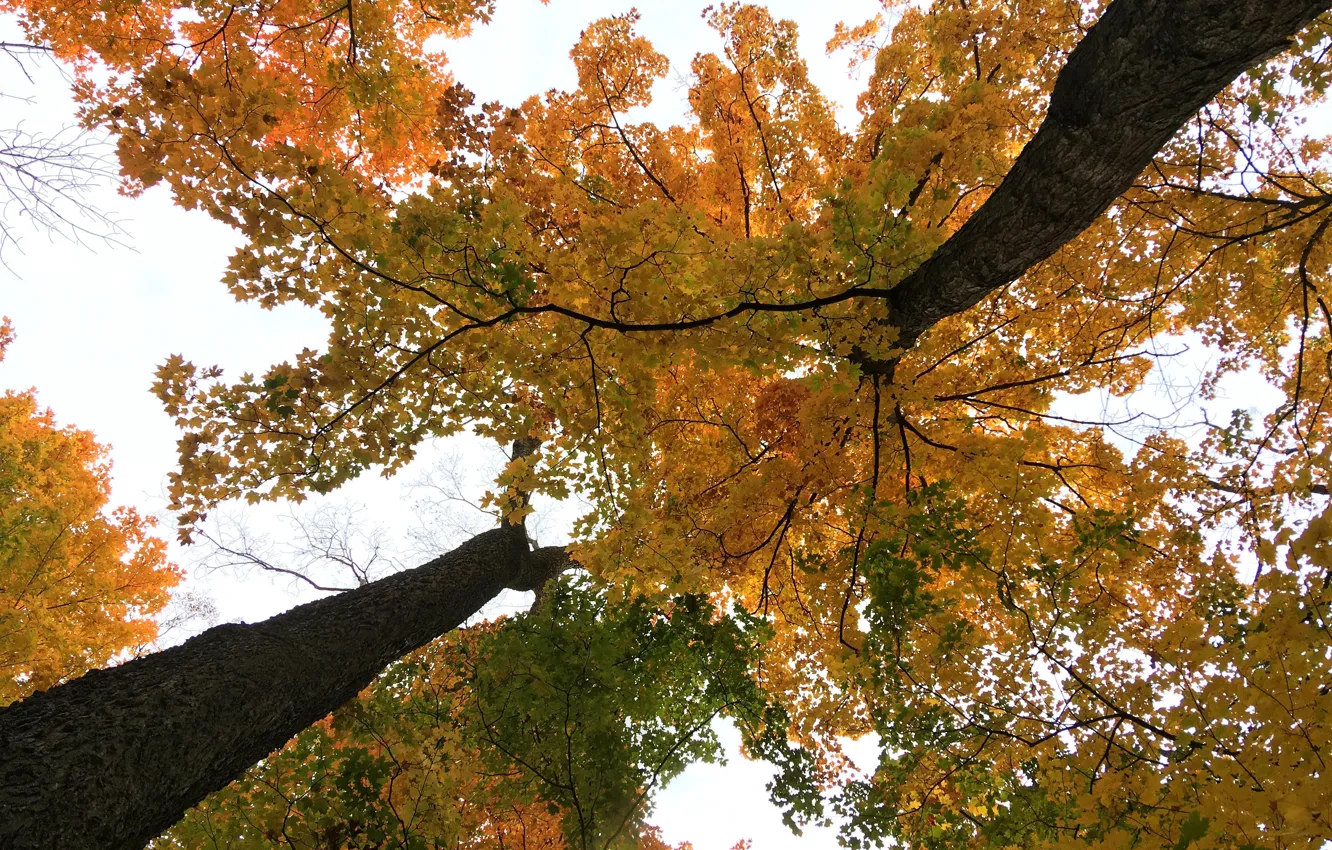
{"left": 0, "top": 2, "right": 885, "bottom": 847}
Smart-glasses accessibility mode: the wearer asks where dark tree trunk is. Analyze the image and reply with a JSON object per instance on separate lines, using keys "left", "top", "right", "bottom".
{"left": 0, "top": 523, "right": 566, "bottom": 850}
{"left": 881, "top": 0, "right": 1332, "bottom": 353}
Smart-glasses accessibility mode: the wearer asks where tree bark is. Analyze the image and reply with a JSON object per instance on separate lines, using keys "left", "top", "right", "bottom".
{"left": 879, "top": 0, "right": 1332, "bottom": 357}
{"left": 0, "top": 522, "right": 568, "bottom": 850}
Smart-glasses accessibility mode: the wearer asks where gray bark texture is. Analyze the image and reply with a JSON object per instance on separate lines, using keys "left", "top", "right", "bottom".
{"left": 0, "top": 0, "right": 1329, "bottom": 848}
{"left": 0, "top": 525, "right": 570, "bottom": 850}
{"left": 882, "top": 0, "right": 1332, "bottom": 356}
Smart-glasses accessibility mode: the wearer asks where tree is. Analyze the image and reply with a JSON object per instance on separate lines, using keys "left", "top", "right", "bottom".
{"left": 0, "top": 319, "right": 178, "bottom": 704}
{"left": 153, "top": 580, "right": 799, "bottom": 850}
{"left": 3, "top": 1, "right": 1332, "bottom": 849}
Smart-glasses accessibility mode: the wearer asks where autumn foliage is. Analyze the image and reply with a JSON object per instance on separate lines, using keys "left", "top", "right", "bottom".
{"left": 153, "top": 582, "right": 786, "bottom": 850}
{"left": 0, "top": 321, "right": 178, "bottom": 705}
{"left": 3, "top": 0, "right": 1332, "bottom": 847}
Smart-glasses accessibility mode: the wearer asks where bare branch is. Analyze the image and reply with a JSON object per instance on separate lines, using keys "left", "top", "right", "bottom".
{"left": 0, "top": 42, "right": 128, "bottom": 267}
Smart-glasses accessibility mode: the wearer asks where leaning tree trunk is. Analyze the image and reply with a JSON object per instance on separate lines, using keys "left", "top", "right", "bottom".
{"left": 866, "top": 0, "right": 1332, "bottom": 361}
{"left": 1, "top": 1, "right": 1330, "bottom": 848}
{"left": 0, "top": 521, "right": 568, "bottom": 850}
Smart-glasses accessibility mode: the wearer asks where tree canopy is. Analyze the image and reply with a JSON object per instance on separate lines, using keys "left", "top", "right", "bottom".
{"left": 0, "top": 320, "right": 178, "bottom": 705}
{"left": 3, "top": 0, "right": 1332, "bottom": 848}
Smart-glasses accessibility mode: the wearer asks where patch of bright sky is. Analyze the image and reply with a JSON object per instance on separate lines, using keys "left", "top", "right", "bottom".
{"left": 1052, "top": 331, "right": 1286, "bottom": 456}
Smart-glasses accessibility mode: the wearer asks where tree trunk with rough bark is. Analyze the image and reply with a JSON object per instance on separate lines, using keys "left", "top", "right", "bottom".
{"left": 874, "top": 0, "right": 1332, "bottom": 358}
{"left": 0, "top": 523, "right": 568, "bottom": 850}
{"left": 0, "top": 1, "right": 1329, "bottom": 848}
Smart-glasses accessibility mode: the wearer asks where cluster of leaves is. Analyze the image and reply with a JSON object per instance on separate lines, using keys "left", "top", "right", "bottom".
{"left": 0, "top": 320, "right": 179, "bottom": 705}
{"left": 829, "top": 483, "right": 1332, "bottom": 850}
{"left": 155, "top": 578, "right": 815, "bottom": 849}
{"left": 0, "top": 0, "right": 499, "bottom": 182}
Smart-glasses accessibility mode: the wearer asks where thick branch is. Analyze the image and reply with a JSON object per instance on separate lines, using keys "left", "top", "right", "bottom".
{"left": 175, "top": 1, "right": 1329, "bottom": 358}
{"left": 878, "top": 0, "right": 1332, "bottom": 358}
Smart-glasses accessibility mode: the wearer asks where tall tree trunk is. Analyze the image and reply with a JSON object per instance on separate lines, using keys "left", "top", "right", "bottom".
{"left": 0, "top": 522, "right": 567, "bottom": 850}
{"left": 1, "top": 2, "right": 1328, "bottom": 848}
{"left": 873, "top": 0, "right": 1332, "bottom": 359}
